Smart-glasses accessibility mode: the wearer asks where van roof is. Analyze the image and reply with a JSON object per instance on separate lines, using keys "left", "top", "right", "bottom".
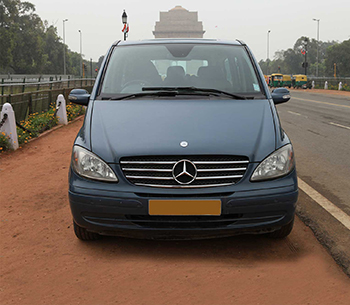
{"left": 114, "top": 39, "right": 244, "bottom": 47}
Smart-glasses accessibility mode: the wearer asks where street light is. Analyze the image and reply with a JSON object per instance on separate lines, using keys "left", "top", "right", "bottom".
{"left": 63, "top": 19, "right": 68, "bottom": 76}
{"left": 122, "top": 10, "right": 128, "bottom": 41}
{"left": 313, "top": 18, "right": 320, "bottom": 77}
{"left": 78, "top": 30, "right": 82, "bottom": 77}
{"left": 267, "top": 30, "right": 271, "bottom": 75}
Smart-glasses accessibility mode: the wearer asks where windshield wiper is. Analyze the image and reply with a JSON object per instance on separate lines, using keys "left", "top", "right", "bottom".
{"left": 100, "top": 91, "right": 178, "bottom": 100}
{"left": 142, "top": 86, "right": 247, "bottom": 100}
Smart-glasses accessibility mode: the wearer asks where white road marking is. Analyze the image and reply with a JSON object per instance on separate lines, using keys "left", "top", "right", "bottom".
{"left": 292, "top": 97, "right": 350, "bottom": 109}
{"left": 288, "top": 111, "right": 301, "bottom": 116}
{"left": 329, "top": 122, "right": 350, "bottom": 130}
{"left": 287, "top": 111, "right": 308, "bottom": 118}
{"left": 298, "top": 178, "right": 350, "bottom": 231}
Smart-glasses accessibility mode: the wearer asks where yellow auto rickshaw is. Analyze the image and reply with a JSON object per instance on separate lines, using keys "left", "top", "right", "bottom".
{"left": 282, "top": 75, "right": 292, "bottom": 88}
{"left": 270, "top": 73, "right": 283, "bottom": 87}
{"left": 293, "top": 74, "right": 307, "bottom": 89}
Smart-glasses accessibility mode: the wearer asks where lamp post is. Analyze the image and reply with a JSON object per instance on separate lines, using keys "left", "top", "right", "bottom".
{"left": 78, "top": 30, "right": 82, "bottom": 78}
{"left": 122, "top": 10, "right": 128, "bottom": 41}
{"left": 63, "top": 19, "right": 68, "bottom": 76}
{"left": 313, "top": 18, "right": 320, "bottom": 77}
{"left": 267, "top": 30, "right": 271, "bottom": 75}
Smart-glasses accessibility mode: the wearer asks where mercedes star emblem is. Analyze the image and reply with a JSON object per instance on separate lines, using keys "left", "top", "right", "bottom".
{"left": 180, "top": 141, "right": 188, "bottom": 148}
{"left": 172, "top": 159, "right": 197, "bottom": 184}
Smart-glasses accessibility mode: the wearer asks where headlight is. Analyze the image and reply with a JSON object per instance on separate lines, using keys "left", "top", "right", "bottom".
{"left": 251, "top": 144, "right": 295, "bottom": 181}
{"left": 71, "top": 146, "right": 118, "bottom": 182}
{"left": 283, "top": 95, "right": 291, "bottom": 99}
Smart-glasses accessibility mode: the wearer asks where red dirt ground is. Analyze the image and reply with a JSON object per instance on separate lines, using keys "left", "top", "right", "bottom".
{"left": 1, "top": 117, "right": 350, "bottom": 305}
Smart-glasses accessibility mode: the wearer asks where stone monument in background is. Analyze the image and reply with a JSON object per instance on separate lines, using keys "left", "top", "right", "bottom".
{"left": 153, "top": 6, "right": 205, "bottom": 38}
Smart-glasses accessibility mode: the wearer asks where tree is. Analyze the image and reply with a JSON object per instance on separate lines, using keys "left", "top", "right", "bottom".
{"left": 42, "top": 25, "right": 63, "bottom": 74}
{"left": 0, "top": 0, "right": 45, "bottom": 73}
{"left": 325, "top": 39, "right": 350, "bottom": 77}
{"left": 258, "top": 36, "right": 340, "bottom": 77}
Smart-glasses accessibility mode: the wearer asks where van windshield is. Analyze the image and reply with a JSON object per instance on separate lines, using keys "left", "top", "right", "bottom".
{"left": 100, "top": 43, "right": 263, "bottom": 98}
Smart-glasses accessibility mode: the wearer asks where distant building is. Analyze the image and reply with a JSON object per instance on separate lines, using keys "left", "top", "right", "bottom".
{"left": 153, "top": 6, "right": 205, "bottom": 38}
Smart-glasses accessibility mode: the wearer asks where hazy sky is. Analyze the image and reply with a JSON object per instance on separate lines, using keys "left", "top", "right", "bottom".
{"left": 30, "top": 0, "right": 350, "bottom": 62}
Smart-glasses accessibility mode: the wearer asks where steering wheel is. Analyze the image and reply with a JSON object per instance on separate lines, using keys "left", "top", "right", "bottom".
{"left": 121, "top": 80, "right": 152, "bottom": 90}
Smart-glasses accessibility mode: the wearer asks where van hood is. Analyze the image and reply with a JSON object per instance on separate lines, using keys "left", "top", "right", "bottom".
{"left": 90, "top": 99, "right": 276, "bottom": 163}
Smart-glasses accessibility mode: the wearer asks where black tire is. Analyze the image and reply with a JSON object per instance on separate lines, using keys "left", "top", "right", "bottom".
{"left": 73, "top": 221, "right": 101, "bottom": 241}
{"left": 268, "top": 217, "right": 294, "bottom": 239}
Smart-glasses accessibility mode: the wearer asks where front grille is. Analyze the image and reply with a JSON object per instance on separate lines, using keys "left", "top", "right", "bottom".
{"left": 120, "top": 155, "right": 249, "bottom": 188}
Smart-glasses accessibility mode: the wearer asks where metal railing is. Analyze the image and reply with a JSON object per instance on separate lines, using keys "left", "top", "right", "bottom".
{"left": 0, "top": 78, "right": 94, "bottom": 122}
{"left": 308, "top": 77, "right": 350, "bottom": 89}
{"left": 0, "top": 78, "right": 95, "bottom": 95}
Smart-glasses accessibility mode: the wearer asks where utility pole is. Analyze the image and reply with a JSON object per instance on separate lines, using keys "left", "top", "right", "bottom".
{"left": 313, "top": 19, "right": 320, "bottom": 77}
{"left": 63, "top": 19, "right": 68, "bottom": 75}
{"left": 78, "top": 30, "right": 82, "bottom": 78}
{"left": 303, "top": 38, "right": 309, "bottom": 75}
{"left": 267, "top": 30, "right": 271, "bottom": 75}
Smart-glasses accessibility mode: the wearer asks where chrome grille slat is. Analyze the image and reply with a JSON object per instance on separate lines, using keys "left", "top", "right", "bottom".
{"left": 120, "top": 155, "right": 249, "bottom": 188}
{"left": 193, "top": 161, "right": 249, "bottom": 164}
{"left": 120, "top": 161, "right": 177, "bottom": 165}
{"left": 197, "top": 168, "right": 246, "bottom": 172}
{"left": 196, "top": 175, "right": 243, "bottom": 180}
{"left": 122, "top": 168, "right": 172, "bottom": 172}
{"left": 125, "top": 175, "right": 173, "bottom": 180}
{"left": 134, "top": 183, "right": 235, "bottom": 188}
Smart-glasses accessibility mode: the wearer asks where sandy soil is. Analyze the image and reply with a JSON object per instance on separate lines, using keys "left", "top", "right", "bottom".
{"left": 1, "top": 117, "right": 350, "bottom": 305}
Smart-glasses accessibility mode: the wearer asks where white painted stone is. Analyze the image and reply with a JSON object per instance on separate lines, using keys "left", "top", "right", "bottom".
{"left": 56, "top": 94, "right": 68, "bottom": 125}
{"left": 0, "top": 103, "right": 19, "bottom": 150}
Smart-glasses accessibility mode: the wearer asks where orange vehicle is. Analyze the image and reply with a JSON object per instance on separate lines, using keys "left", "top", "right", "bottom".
{"left": 264, "top": 75, "right": 269, "bottom": 84}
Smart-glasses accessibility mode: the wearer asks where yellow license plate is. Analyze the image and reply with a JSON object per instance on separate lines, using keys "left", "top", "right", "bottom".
{"left": 149, "top": 200, "right": 221, "bottom": 216}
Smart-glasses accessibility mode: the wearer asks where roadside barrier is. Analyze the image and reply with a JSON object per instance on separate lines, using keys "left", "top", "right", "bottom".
{"left": 0, "top": 94, "right": 68, "bottom": 150}
{"left": 0, "top": 103, "right": 19, "bottom": 150}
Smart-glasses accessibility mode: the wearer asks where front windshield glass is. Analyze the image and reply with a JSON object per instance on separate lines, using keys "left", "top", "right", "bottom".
{"left": 100, "top": 43, "right": 262, "bottom": 97}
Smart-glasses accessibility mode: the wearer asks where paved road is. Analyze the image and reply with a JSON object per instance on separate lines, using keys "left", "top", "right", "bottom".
{"left": 1, "top": 117, "right": 349, "bottom": 304}
{"left": 277, "top": 90, "right": 350, "bottom": 213}
{"left": 277, "top": 89, "right": 350, "bottom": 273}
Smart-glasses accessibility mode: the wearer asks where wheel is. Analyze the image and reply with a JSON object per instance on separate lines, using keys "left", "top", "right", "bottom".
{"left": 268, "top": 217, "right": 294, "bottom": 238}
{"left": 73, "top": 221, "right": 101, "bottom": 241}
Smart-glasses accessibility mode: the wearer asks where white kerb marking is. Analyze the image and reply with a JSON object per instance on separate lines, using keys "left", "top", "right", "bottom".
{"left": 329, "top": 122, "right": 350, "bottom": 130}
{"left": 298, "top": 178, "right": 350, "bottom": 230}
{"left": 288, "top": 111, "right": 301, "bottom": 116}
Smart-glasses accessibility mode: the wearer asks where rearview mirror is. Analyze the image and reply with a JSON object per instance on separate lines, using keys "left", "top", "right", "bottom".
{"left": 68, "top": 89, "right": 90, "bottom": 106}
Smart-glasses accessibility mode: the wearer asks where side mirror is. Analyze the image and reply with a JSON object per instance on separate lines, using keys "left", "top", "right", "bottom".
{"left": 272, "top": 92, "right": 291, "bottom": 105}
{"left": 68, "top": 89, "right": 90, "bottom": 106}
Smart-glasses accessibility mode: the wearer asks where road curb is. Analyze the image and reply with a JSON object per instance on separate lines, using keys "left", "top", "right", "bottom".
{"left": 296, "top": 191, "right": 350, "bottom": 278}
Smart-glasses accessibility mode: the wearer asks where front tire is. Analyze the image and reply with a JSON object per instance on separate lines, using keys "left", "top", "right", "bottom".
{"left": 268, "top": 217, "right": 294, "bottom": 238}
{"left": 73, "top": 221, "right": 101, "bottom": 241}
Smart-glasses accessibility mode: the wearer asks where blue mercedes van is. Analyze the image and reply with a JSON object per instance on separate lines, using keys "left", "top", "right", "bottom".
{"left": 68, "top": 39, "right": 298, "bottom": 240}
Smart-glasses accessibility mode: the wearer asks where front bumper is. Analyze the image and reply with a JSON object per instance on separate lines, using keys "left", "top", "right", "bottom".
{"left": 69, "top": 170, "right": 298, "bottom": 239}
